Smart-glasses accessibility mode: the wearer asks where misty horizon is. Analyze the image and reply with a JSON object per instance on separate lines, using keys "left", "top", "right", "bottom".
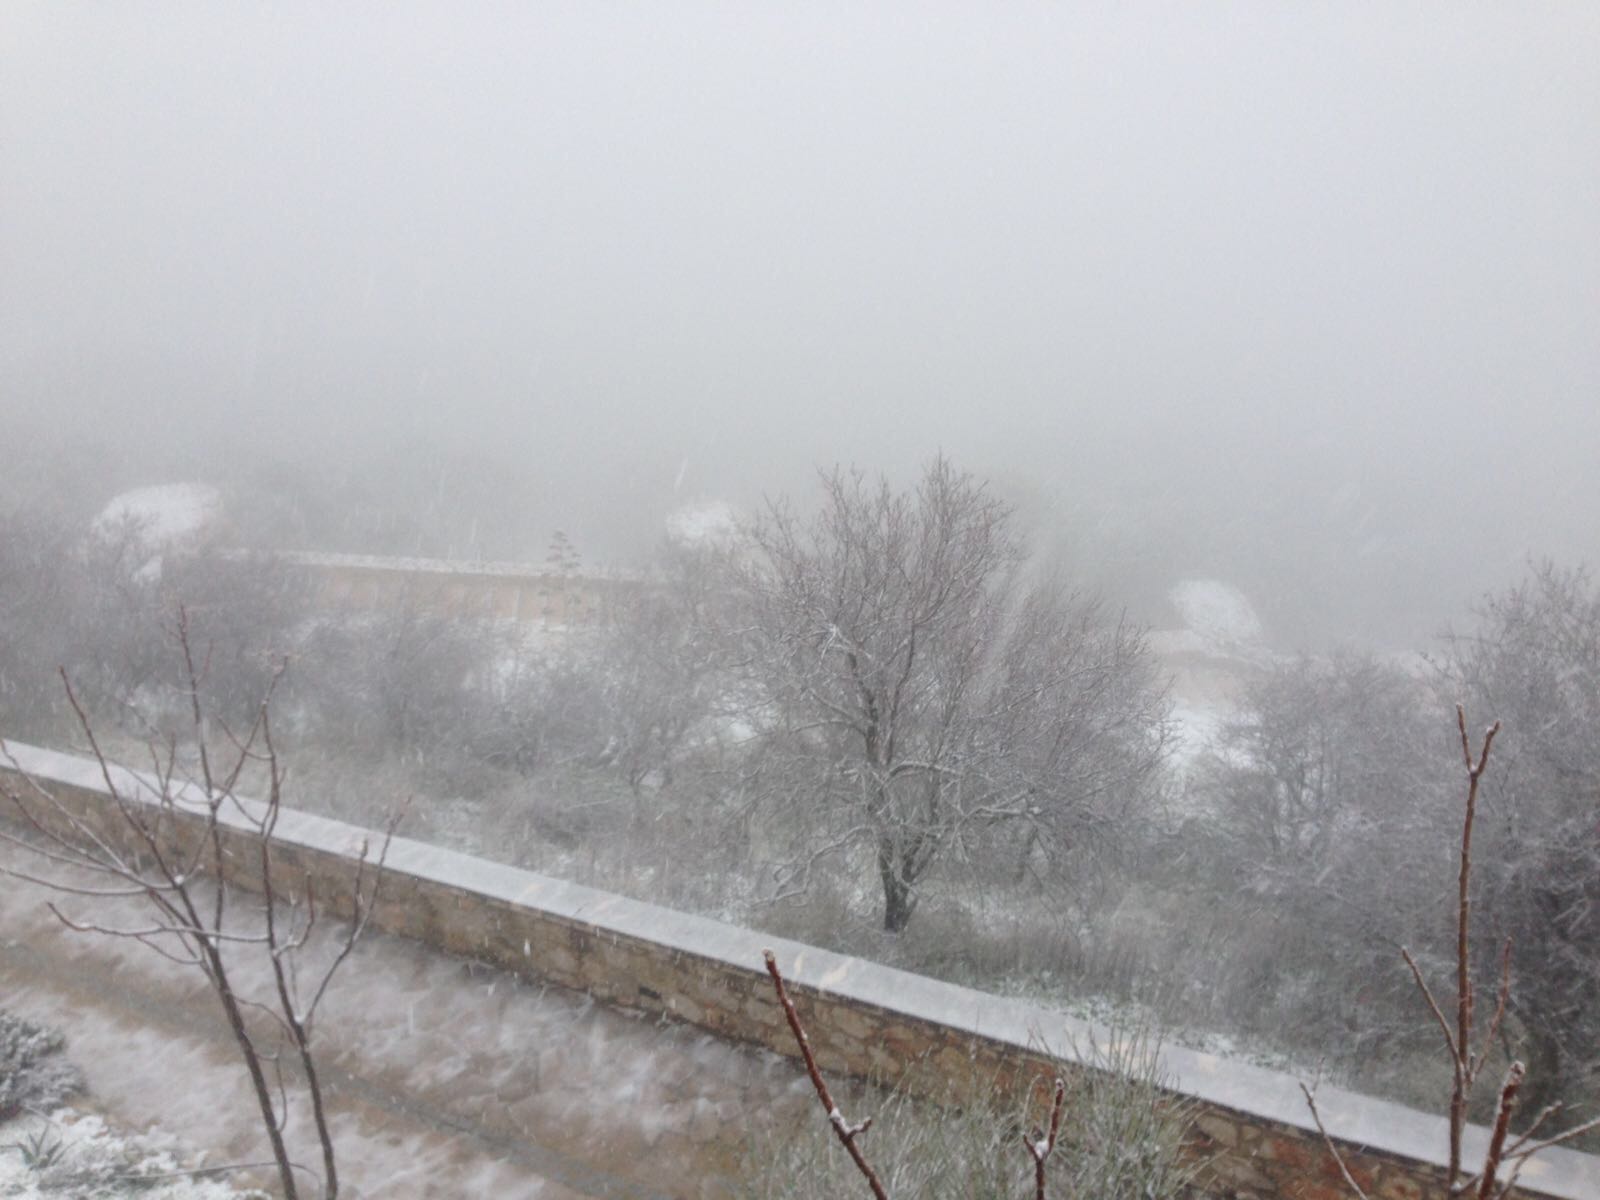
{"left": 4, "top": 3, "right": 1597, "bottom": 647}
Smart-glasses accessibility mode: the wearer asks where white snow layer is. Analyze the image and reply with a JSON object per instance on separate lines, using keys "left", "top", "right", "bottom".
{"left": 0, "top": 1109, "right": 259, "bottom": 1199}
{"left": 92, "top": 483, "right": 222, "bottom": 551}
{"left": 1168, "top": 579, "right": 1263, "bottom": 648}
{"left": 665, "top": 500, "right": 740, "bottom": 547}
{"left": 1167, "top": 701, "right": 1226, "bottom": 767}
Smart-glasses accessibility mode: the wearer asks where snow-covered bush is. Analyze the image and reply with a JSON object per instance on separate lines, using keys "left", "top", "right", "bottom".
{"left": 1, "top": 1111, "right": 267, "bottom": 1199}
{"left": 0, "top": 1011, "right": 82, "bottom": 1121}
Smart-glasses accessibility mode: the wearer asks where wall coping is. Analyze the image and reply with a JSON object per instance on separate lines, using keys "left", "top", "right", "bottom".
{"left": 3, "top": 739, "right": 1595, "bottom": 1200}
{"left": 255, "top": 548, "right": 647, "bottom": 584}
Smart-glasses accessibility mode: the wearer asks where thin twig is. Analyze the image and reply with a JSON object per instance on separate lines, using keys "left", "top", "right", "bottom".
{"left": 1400, "top": 947, "right": 1460, "bottom": 1062}
{"left": 1504, "top": 1112, "right": 1600, "bottom": 1160}
{"left": 1022, "top": 1076, "right": 1067, "bottom": 1200}
{"left": 1474, "top": 939, "right": 1513, "bottom": 1077}
{"left": 763, "top": 949, "right": 888, "bottom": 1200}
{"left": 1443, "top": 706, "right": 1497, "bottom": 1187}
{"left": 1298, "top": 1081, "right": 1372, "bottom": 1200}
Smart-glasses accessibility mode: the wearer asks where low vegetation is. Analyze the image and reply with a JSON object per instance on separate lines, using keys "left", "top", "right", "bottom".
{"left": 1, "top": 615, "right": 398, "bottom": 1200}
{"left": 2, "top": 460, "right": 1597, "bottom": 1152}
{"left": 750, "top": 952, "right": 1194, "bottom": 1200}
{"left": 0, "top": 1011, "right": 83, "bottom": 1123}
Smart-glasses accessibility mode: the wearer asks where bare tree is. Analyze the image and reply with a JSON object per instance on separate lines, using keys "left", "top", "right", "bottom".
{"left": 1440, "top": 562, "right": 1600, "bottom": 1121}
{"left": 729, "top": 457, "right": 1168, "bottom": 932}
{"left": 0, "top": 609, "right": 398, "bottom": 1200}
{"left": 588, "top": 542, "right": 733, "bottom": 799}
{"left": 154, "top": 548, "right": 313, "bottom": 730}
{"left": 1198, "top": 651, "right": 1444, "bottom": 886}
{"left": 763, "top": 949, "right": 891, "bottom": 1199}
{"left": 0, "top": 507, "right": 85, "bottom": 738}
{"left": 0, "top": 508, "right": 308, "bottom": 747}
{"left": 1302, "top": 707, "right": 1600, "bottom": 1200}
{"left": 299, "top": 596, "right": 508, "bottom": 769}
{"left": 1182, "top": 652, "right": 1459, "bottom": 1055}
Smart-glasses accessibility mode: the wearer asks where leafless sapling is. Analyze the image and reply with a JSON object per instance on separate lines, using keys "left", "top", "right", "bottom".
{"left": 0, "top": 608, "right": 400, "bottom": 1200}
{"left": 1301, "top": 706, "right": 1600, "bottom": 1200}
{"left": 1441, "top": 562, "right": 1600, "bottom": 1117}
{"left": 763, "top": 949, "right": 1070, "bottom": 1200}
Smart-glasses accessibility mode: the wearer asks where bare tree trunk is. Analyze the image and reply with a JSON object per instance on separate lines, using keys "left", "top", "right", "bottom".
{"left": 205, "top": 938, "right": 301, "bottom": 1200}
{"left": 877, "top": 837, "right": 916, "bottom": 933}
{"left": 1014, "top": 825, "right": 1040, "bottom": 885}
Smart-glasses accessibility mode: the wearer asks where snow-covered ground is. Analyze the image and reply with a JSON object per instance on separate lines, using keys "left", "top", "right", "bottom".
{"left": 0, "top": 838, "right": 812, "bottom": 1200}
{"left": 1166, "top": 700, "right": 1227, "bottom": 767}
{"left": 0, "top": 1109, "right": 259, "bottom": 1199}
{"left": 1149, "top": 578, "right": 1275, "bottom": 772}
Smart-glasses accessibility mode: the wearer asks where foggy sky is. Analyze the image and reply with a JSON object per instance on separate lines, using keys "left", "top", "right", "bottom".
{"left": 3, "top": 3, "right": 1597, "bottom": 644}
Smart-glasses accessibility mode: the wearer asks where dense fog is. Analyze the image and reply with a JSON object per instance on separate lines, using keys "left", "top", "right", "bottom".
{"left": 5, "top": 3, "right": 1597, "bottom": 646}
{"left": 3, "top": 8, "right": 1600, "bottom": 1193}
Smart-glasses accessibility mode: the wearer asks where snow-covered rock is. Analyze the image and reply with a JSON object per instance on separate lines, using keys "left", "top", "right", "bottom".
{"left": 1168, "top": 578, "right": 1264, "bottom": 650}
{"left": 665, "top": 500, "right": 741, "bottom": 548}
{"left": 92, "top": 484, "right": 222, "bottom": 553}
{"left": 89, "top": 483, "right": 223, "bottom": 584}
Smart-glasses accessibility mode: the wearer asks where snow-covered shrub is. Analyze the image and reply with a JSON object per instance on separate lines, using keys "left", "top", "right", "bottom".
{"left": 295, "top": 606, "right": 511, "bottom": 778}
{"left": 0, "top": 1011, "right": 83, "bottom": 1121}
{"left": 1, "top": 1111, "right": 268, "bottom": 1198}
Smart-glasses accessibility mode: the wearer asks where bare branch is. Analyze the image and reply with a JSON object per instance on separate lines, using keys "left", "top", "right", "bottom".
{"left": 1298, "top": 1080, "right": 1372, "bottom": 1200}
{"left": 763, "top": 949, "right": 888, "bottom": 1200}
{"left": 1022, "top": 1076, "right": 1067, "bottom": 1200}
{"left": 1475, "top": 939, "right": 1513, "bottom": 1078}
{"left": 1503, "top": 1112, "right": 1600, "bottom": 1161}
{"left": 1473, "top": 1062, "right": 1523, "bottom": 1200}
{"left": 1, "top": 614, "right": 398, "bottom": 1200}
{"left": 1400, "top": 947, "right": 1460, "bottom": 1063}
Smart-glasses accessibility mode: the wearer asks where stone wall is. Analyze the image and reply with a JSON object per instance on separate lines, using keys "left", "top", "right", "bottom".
{"left": 273, "top": 550, "right": 644, "bottom": 626}
{"left": 2, "top": 742, "right": 1593, "bottom": 1200}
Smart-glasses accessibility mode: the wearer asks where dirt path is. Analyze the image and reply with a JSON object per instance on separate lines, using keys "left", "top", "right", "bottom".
{"left": 0, "top": 840, "right": 813, "bottom": 1199}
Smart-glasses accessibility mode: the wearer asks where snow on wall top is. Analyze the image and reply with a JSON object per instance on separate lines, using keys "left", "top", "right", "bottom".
{"left": 269, "top": 549, "right": 646, "bottom": 583}
{"left": 92, "top": 483, "right": 222, "bottom": 551}
{"left": 2, "top": 739, "right": 1595, "bottom": 1200}
{"left": 1169, "top": 579, "right": 1263, "bottom": 649}
{"left": 664, "top": 500, "right": 741, "bottom": 547}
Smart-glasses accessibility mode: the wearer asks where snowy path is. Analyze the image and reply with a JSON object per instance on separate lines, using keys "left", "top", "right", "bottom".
{"left": 0, "top": 840, "right": 812, "bottom": 1199}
